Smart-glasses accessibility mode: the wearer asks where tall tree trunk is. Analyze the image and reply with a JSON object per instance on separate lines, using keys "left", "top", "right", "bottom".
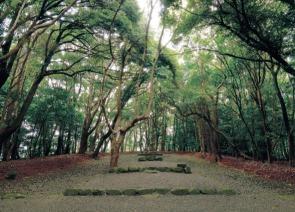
{"left": 110, "top": 131, "right": 125, "bottom": 167}
{"left": 92, "top": 130, "right": 112, "bottom": 158}
{"left": 161, "top": 117, "right": 166, "bottom": 152}
{"left": 55, "top": 126, "right": 64, "bottom": 155}
{"left": 271, "top": 71, "right": 295, "bottom": 166}
{"left": 0, "top": 75, "right": 44, "bottom": 149}
{"left": 79, "top": 128, "right": 89, "bottom": 154}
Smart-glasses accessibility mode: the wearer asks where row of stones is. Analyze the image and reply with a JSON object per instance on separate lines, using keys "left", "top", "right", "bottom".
{"left": 138, "top": 155, "right": 163, "bottom": 161}
{"left": 137, "top": 153, "right": 163, "bottom": 156}
{"left": 109, "top": 165, "right": 192, "bottom": 174}
{"left": 63, "top": 188, "right": 236, "bottom": 196}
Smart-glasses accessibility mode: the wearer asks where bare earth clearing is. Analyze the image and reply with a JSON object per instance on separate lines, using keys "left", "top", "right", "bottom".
{"left": 1, "top": 153, "right": 295, "bottom": 212}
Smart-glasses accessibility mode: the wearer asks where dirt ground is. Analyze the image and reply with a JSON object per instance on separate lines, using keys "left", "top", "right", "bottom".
{"left": 1, "top": 153, "right": 295, "bottom": 212}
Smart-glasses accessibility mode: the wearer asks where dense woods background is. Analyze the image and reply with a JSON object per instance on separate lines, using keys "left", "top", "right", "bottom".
{"left": 1, "top": 0, "right": 295, "bottom": 167}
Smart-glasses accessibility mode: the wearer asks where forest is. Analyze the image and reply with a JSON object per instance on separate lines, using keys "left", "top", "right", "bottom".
{"left": 1, "top": 0, "right": 295, "bottom": 169}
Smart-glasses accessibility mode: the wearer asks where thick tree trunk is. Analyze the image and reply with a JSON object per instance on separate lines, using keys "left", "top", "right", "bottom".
{"left": 110, "top": 132, "right": 125, "bottom": 167}
{"left": 196, "top": 118, "right": 206, "bottom": 156}
{"left": 78, "top": 128, "right": 89, "bottom": 154}
{"left": 1, "top": 136, "right": 12, "bottom": 161}
{"left": 0, "top": 75, "right": 43, "bottom": 148}
{"left": 0, "top": 68, "right": 10, "bottom": 89}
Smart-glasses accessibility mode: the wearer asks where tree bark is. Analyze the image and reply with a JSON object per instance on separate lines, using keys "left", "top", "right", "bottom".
{"left": 271, "top": 71, "right": 295, "bottom": 166}
{"left": 110, "top": 131, "right": 125, "bottom": 167}
{"left": 79, "top": 127, "right": 89, "bottom": 154}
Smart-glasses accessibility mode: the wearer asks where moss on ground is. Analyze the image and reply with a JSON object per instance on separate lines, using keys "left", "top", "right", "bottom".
{"left": 200, "top": 189, "right": 218, "bottom": 195}
{"left": 184, "top": 166, "right": 192, "bottom": 174}
{"left": 217, "top": 189, "right": 236, "bottom": 196}
{"left": 170, "top": 167, "right": 184, "bottom": 173}
{"left": 154, "top": 188, "right": 171, "bottom": 194}
{"left": 128, "top": 167, "right": 140, "bottom": 172}
{"left": 143, "top": 169, "right": 159, "bottom": 174}
{"left": 92, "top": 190, "right": 105, "bottom": 196}
{"left": 1, "top": 193, "right": 25, "bottom": 200}
{"left": 171, "top": 189, "right": 190, "bottom": 195}
{"left": 78, "top": 189, "right": 93, "bottom": 196}
{"left": 190, "top": 189, "right": 201, "bottom": 195}
{"left": 177, "top": 164, "right": 187, "bottom": 168}
{"left": 105, "top": 190, "right": 122, "bottom": 195}
{"left": 63, "top": 189, "right": 80, "bottom": 196}
{"left": 122, "top": 189, "right": 138, "bottom": 196}
{"left": 138, "top": 155, "right": 163, "bottom": 161}
{"left": 137, "top": 189, "right": 155, "bottom": 195}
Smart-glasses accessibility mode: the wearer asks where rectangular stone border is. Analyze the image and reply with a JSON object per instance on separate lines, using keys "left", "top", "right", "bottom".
{"left": 109, "top": 166, "right": 192, "bottom": 174}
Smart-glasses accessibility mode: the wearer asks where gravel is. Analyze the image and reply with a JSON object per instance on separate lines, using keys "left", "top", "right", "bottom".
{"left": 1, "top": 153, "right": 295, "bottom": 212}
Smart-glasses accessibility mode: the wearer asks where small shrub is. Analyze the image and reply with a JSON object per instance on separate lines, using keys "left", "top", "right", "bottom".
{"left": 108, "top": 168, "right": 115, "bottom": 173}
{"left": 5, "top": 170, "right": 17, "bottom": 180}
{"left": 105, "top": 190, "right": 122, "bottom": 195}
{"left": 122, "top": 189, "right": 138, "bottom": 196}
{"left": 177, "top": 164, "right": 187, "bottom": 168}
{"left": 157, "top": 167, "right": 170, "bottom": 172}
{"left": 128, "top": 167, "right": 140, "bottom": 172}
{"left": 154, "top": 157, "right": 163, "bottom": 161}
{"left": 78, "top": 189, "right": 93, "bottom": 196}
{"left": 171, "top": 189, "right": 190, "bottom": 195}
{"left": 137, "top": 189, "right": 155, "bottom": 195}
{"left": 92, "top": 190, "right": 105, "bottom": 196}
{"left": 1, "top": 193, "right": 25, "bottom": 200}
{"left": 154, "top": 188, "right": 170, "bottom": 194}
{"left": 190, "top": 189, "right": 201, "bottom": 195}
{"left": 170, "top": 167, "right": 184, "bottom": 173}
{"left": 146, "top": 167, "right": 157, "bottom": 170}
{"left": 184, "top": 166, "right": 192, "bottom": 174}
{"left": 200, "top": 189, "right": 218, "bottom": 195}
{"left": 117, "top": 167, "right": 128, "bottom": 173}
{"left": 63, "top": 189, "right": 80, "bottom": 196}
{"left": 138, "top": 157, "right": 147, "bottom": 162}
{"left": 143, "top": 169, "right": 159, "bottom": 174}
{"left": 218, "top": 189, "right": 236, "bottom": 196}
